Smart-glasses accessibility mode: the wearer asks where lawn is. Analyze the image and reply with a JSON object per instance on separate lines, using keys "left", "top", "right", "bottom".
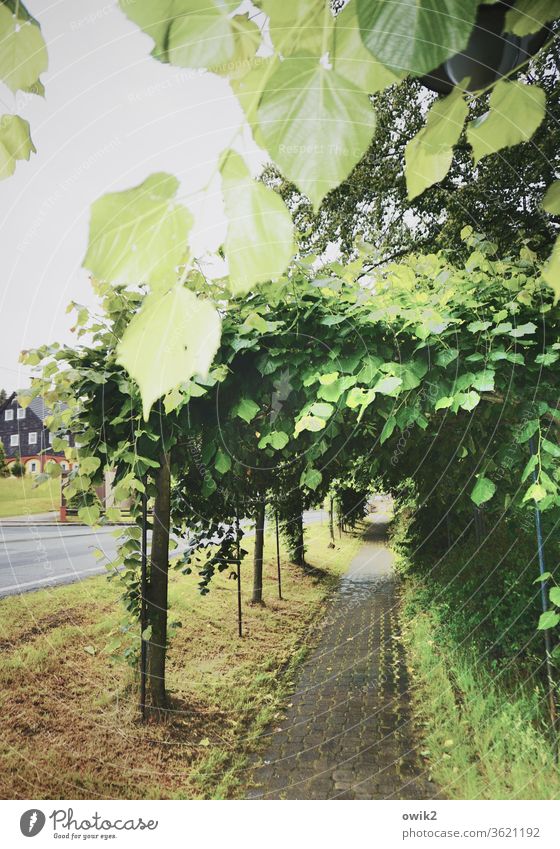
{"left": 401, "top": 582, "right": 560, "bottom": 800}
{"left": 0, "top": 522, "right": 362, "bottom": 799}
{"left": 0, "top": 476, "right": 60, "bottom": 518}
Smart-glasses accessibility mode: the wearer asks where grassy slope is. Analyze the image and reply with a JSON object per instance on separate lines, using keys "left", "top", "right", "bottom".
{"left": 0, "top": 523, "right": 361, "bottom": 800}
{"left": 401, "top": 581, "right": 560, "bottom": 800}
{"left": 0, "top": 476, "right": 59, "bottom": 518}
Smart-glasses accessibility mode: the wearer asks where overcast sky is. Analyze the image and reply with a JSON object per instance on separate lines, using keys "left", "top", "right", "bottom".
{"left": 0, "top": 0, "right": 263, "bottom": 392}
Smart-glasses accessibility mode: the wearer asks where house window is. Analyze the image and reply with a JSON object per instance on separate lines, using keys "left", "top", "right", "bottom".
{"left": 30, "top": 462, "right": 37, "bottom": 473}
{"left": 10, "top": 434, "right": 19, "bottom": 447}
{"left": 17, "top": 408, "right": 25, "bottom": 420}
{"left": 48, "top": 432, "right": 53, "bottom": 445}
{"left": 28, "top": 432, "right": 37, "bottom": 445}
{"left": 60, "top": 462, "right": 68, "bottom": 471}
{"left": 4, "top": 409, "right": 13, "bottom": 421}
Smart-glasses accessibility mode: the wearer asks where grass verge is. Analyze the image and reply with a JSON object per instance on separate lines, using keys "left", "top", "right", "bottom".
{"left": 0, "top": 522, "right": 361, "bottom": 799}
{"left": 401, "top": 579, "right": 560, "bottom": 799}
{"left": 0, "top": 476, "right": 59, "bottom": 518}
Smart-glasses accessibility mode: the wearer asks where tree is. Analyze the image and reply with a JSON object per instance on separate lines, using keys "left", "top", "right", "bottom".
{"left": 0, "top": 439, "right": 8, "bottom": 477}
{"left": 0, "top": 388, "right": 7, "bottom": 406}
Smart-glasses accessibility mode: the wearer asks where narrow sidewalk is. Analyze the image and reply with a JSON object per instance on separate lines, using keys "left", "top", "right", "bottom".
{"left": 248, "top": 504, "right": 437, "bottom": 799}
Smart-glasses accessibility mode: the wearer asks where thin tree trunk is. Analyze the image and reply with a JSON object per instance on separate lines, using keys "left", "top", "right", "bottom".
{"left": 252, "top": 495, "right": 266, "bottom": 604}
{"left": 146, "top": 451, "right": 171, "bottom": 714}
{"left": 329, "top": 496, "right": 335, "bottom": 547}
{"left": 293, "top": 510, "right": 306, "bottom": 567}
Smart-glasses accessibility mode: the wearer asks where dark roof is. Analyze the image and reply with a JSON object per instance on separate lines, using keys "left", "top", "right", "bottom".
{"left": 0, "top": 391, "right": 16, "bottom": 415}
{"left": 28, "top": 396, "right": 50, "bottom": 422}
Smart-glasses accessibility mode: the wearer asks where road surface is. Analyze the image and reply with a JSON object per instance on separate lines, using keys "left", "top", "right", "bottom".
{"left": 0, "top": 510, "right": 327, "bottom": 597}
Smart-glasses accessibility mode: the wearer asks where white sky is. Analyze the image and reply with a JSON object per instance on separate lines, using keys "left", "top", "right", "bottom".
{"left": 0, "top": 0, "right": 263, "bottom": 392}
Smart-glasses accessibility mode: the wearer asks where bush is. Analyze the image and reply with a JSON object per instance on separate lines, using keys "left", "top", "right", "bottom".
{"left": 11, "top": 459, "right": 25, "bottom": 477}
{"left": 0, "top": 441, "right": 8, "bottom": 478}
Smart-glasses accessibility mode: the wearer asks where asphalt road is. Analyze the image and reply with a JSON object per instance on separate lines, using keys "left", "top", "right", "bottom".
{"left": 0, "top": 510, "right": 327, "bottom": 597}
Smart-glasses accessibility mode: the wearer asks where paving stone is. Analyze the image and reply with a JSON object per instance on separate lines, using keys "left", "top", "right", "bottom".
{"left": 247, "top": 508, "right": 437, "bottom": 800}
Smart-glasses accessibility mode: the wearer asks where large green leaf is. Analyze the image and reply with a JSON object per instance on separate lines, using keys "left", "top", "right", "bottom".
{"left": 0, "top": 3, "right": 47, "bottom": 93}
{"left": 257, "top": 58, "right": 376, "bottom": 210}
{"left": 405, "top": 88, "right": 468, "bottom": 199}
{"left": 332, "top": 3, "right": 401, "bottom": 92}
{"left": 220, "top": 150, "right": 294, "bottom": 294}
{"left": 167, "top": 0, "right": 239, "bottom": 69}
{"left": 0, "top": 114, "right": 35, "bottom": 180}
{"left": 466, "top": 81, "right": 545, "bottom": 165}
{"left": 213, "top": 13, "right": 261, "bottom": 77}
{"left": 356, "top": 0, "right": 478, "bottom": 76}
{"left": 116, "top": 286, "right": 221, "bottom": 419}
{"left": 505, "top": 0, "right": 560, "bottom": 36}
{"left": 300, "top": 467, "right": 323, "bottom": 491}
{"left": 83, "top": 173, "right": 192, "bottom": 292}
{"left": 542, "top": 236, "right": 560, "bottom": 303}
{"left": 263, "top": 0, "right": 327, "bottom": 56}
{"left": 543, "top": 181, "right": 560, "bottom": 215}
{"left": 121, "top": 0, "right": 239, "bottom": 68}
{"left": 470, "top": 475, "right": 496, "bottom": 506}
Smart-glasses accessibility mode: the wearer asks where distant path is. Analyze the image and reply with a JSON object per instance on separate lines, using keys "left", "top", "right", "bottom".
{"left": 248, "top": 504, "right": 437, "bottom": 800}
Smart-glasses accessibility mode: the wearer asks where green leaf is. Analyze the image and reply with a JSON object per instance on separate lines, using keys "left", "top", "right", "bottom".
{"left": 357, "top": 0, "right": 478, "bottom": 76}
{"left": 435, "top": 396, "right": 453, "bottom": 410}
{"left": 300, "top": 467, "right": 323, "bottom": 491}
{"left": 535, "top": 351, "right": 559, "bottom": 366}
{"left": 333, "top": 3, "right": 401, "bottom": 92}
{"left": 466, "top": 81, "right": 545, "bottom": 165}
{"left": 459, "top": 390, "right": 480, "bottom": 411}
{"left": 534, "top": 572, "right": 552, "bottom": 584}
{"left": 505, "top": 0, "right": 560, "bottom": 36}
{"left": 213, "top": 13, "right": 261, "bottom": 77}
{"left": 147, "top": 0, "right": 239, "bottom": 69}
{"left": 405, "top": 88, "right": 468, "bottom": 200}
{"left": 549, "top": 587, "right": 560, "bottom": 608}
{"left": 294, "top": 414, "right": 326, "bottom": 435}
{"left": 542, "top": 439, "right": 560, "bottom": 458}
{"left": 309, "top": 402, "right": 334, "bottom": 419}
{"left": 78, "top": 457, "right": 102, "bottom": 476}
{"left": 471, "top": 476, "right": 496, "bottom": 506}
{"left": 0, "top": 4, "right": 48, "bottom": 93}
{"left": 0, "top": 114, "right": 35, "bottom": 180}
{"left": 83, "top": 644, "right": 97, "bottom": 656}
{"left": 509, "top": 321, "right": 537, "bottom": 338}
{"left": 83, "top": 173, "right": 192, "bottom": 292}
{"left": 263, "top": 0, "right": 326, "bottom": 56}
{"left": 537, "top": 610, "right": 560, "bottom": 630}
{"left": 521, "top": 454, "right": 538, "bottom": 483}
{"left": 317, "top": 376, "right": 355, "bottom": 402}
{"left": 78, "top": 505, "right": 101, "bottom": 526}
{"left": 220, "top": 150, "right": 294, "bottom": 295}
{"left": 214, "top": 448, "right": 232, "bottom": 474}
{"left": 379, "top": 416, "right": 396, "bottom": 444}
{"left": 542, "top": 236, "right": 560, "bottom": 303}
{"left": 435, "top": 347, "right": 459, "bottom": 368}
{"left": 372, "top": 375, "right": 402, "bottom": 395}
{"left": 258, "top": 430, "right": 289, "bottom": 450}
{"left": 467, "top": 320, "right": 491, "bottom": 333}
{"left": 234, "top": 397, "right": 260, "bottom": 423}
{"left": 543, "top": 181, "right": 560, "bottom": 215}
{"left": 523, "top": 482, "right": 547, "bottom": 503}
{"left": 319, "top": 372, "right": 339, "bottom": 385}
{"left": 117, "top": 286, "right": 221, "bottom": 419}
{"left": 516, "top": 419, "right": 539, "bottom": 444}
{"left": 471, "top": 369, "right": 495, "bottom": 392}
{"left": 257, "top": 58, "right": 376, "bottom": 210}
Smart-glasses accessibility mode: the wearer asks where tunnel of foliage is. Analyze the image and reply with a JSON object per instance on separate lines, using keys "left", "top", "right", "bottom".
{"left": 22, "top": 231, "right": 560, "bottom": 711}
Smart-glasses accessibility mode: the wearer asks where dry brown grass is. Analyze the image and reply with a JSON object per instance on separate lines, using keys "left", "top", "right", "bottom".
{"left": 0, "top": 524, "right": 362, "bottom": 799}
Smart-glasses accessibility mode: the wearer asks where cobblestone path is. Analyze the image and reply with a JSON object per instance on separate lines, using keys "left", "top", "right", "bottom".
{"left": 248, "top": 507, "right": 437, "bottom": 800}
